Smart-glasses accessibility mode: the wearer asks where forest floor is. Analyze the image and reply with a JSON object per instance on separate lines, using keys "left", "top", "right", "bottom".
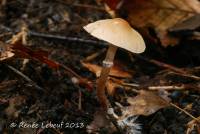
{"left": 0, "top": 0, "right": 200, "bottom": 134}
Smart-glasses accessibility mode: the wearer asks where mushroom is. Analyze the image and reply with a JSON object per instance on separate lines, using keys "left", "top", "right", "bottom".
{"left": 83, "top": 18, "right": 146, "bottom": 109}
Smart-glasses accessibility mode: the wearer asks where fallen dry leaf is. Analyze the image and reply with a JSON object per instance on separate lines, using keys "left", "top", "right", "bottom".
{"left": 121, "top": 90, "right": 170, "bottom": 117}
{"left": 82, "top": 62, "right": 132, "bottom": 78}
{"left": 87, "top": 110, "right": 115, "bottom": 133}
{"left": 0, "top": 41, "right": 14, "bottom": 61}
{"left": 11, "top": 40, "right": 60, "bottom": 69}
{"left": 119, "top": 0, "right": 200, "bottom": 47}
{"left": 169, "top": 14, "right": 200, "bottom": 32}
{"left": 106, "top": 78, "right": 121, "bottom": 95}
{"left": 184, "top": 0, "right": 200, "bottom": 13}
{"left": 5, "top": 95, "right": 26, "bottom": 118}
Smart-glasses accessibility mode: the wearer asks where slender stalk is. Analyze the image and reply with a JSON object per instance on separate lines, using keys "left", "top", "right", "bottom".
{"left": 170, "top": 103, "right": 200, "bottom": 123}
{"left": 97, "top": 45, "right": 118, "bottom": 109}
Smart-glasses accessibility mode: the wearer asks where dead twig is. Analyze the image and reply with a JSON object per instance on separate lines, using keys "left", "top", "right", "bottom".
{"left": 83, "top": 48, "right": 106, "bottom": 62}
{"left": 170, "top": 103, "right": 200, "bottom": 123}
{"left": 29, "top": 31, "right": 106, "bottom": 46}
{"left": 134, "top": 54, "right": 200, "bottom": 80}
{"left": 122, "top": 82, "right": 200, "bottom": 92}
{"left": 6, "top": 64, "right": 44, "bottom": 91}
{"left": 59, "top": 63, "right": 82, "bottom": 79}
{"left": 0, "top": 25, "right": 107, "bottom": 46}
{"left": 149, "top": 85, "right": 186, "bottom": 90}
{"left": 135, "top": 54, "right": 187, "bottom": 74}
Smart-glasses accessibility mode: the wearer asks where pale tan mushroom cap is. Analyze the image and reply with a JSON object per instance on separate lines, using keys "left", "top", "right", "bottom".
{"left": 83, "top": 18, "right": 146, "bottom": 53}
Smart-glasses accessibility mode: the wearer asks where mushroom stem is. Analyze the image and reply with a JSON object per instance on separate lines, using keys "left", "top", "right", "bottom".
{"left": 97, "top": 45, "right": 118, "bottom": 109}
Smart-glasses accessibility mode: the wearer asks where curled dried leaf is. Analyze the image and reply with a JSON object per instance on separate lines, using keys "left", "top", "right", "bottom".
{"left": 121, "top": 90, "right": 170, "bottom": 116}
{"left": 122, "top": 0, "right": 200, "bottom": 47}
{"left": 106, "top": 79, "right": 121, "bottom": 95}
{"left": 82, "top": 62, "right": 132, "bottom": 78}
{"left": 87, "top": 110, "right": 115, "bottom": 133}
{"left": 0, "top": 41, "right": 14, "bottom": 61}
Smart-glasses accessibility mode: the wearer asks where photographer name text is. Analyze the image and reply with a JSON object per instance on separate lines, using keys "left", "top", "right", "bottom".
{"left": 10, "top": 121, "right": 84, "bottom": 129}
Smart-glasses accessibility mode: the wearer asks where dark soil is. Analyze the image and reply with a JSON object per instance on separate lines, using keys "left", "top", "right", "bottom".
{"left": 0, "top": 0, "right": 200, "bottom": 134}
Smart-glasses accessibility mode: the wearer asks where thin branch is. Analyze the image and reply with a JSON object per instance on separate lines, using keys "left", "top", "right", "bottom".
{"left": 0, "top": 25, "right": 107, "bottom": 46}
{"left": 148, "top": 85, "right": 186, "bottom": 90}
{"left": 29, "top": 31, "right": 107, "bottom": 46}
{"left": 83, "top": 48, "right": 106, "bottom": 62}
{"left": 134, "top": 54, "right": 200, "bottom": 80}
{"left": 170, "top": 103, "right": 200, "bottom": 123}
{"left": 122, "top": 82, "right": 200, "bottom": 92}
{"left": 59, "top": 63, "right": 82, "bottom": 79}
{"left": 6, "top": 64, "right": 44, "bottom": 91}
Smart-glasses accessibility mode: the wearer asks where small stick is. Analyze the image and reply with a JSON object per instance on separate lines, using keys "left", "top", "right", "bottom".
{"left": 148, "top": 84, "right": 199, "bottom": 92}
{"left": 29, "top": 31, "right": 107, "bottom": 46}
{"left": 148, "top": 85, "right": 186, "bottom": 90}
{"left": 6, "top": 65, "right": 44, "bottom": 91}
{"left": 135, "top": 54, "right": 186, "bottom": 74}
{"left": 170, "top": 103, "right": 200, "bottom": 123}
{"left": 59, "top": 63, "right": 82, "bottom": 79}
{"left": 122, "top": 82, "right": 140, "bottom": 88}
{"left": 134, "top": 54, "right": 200, "bottom": 80}
{"left": 0, "top": 25, "right": 108, "bottom": 46}
{"left": 83, "top": 48, "right": 106, "bottom": 62}
{"left": 171, "top": 72, "right": 200, "bottom": 80}
{"left": 122, "top": 82, "right": 200, "bottom": 92}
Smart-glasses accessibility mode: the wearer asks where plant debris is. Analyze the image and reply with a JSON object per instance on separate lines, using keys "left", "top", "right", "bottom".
{"left": 0, "top": 0, "right": 200, "bottom": 133}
